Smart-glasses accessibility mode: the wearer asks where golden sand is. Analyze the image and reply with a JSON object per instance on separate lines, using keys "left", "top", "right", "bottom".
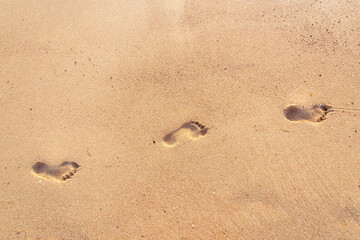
{"left": 1, "top": 0, "right": 360, "bottom": 239}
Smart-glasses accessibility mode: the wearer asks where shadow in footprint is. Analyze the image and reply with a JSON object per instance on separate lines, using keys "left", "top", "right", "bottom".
{"left": 284, "top": 104, "right": 359, "bottom": 123}
{"left": 163, "top": 121, "right": 209, "bottom": 147}
{"left": 32, "top": 161, "right": 81, "bottom": 182}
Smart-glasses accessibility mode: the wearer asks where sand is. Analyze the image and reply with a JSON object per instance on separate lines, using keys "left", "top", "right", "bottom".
{"left": 1, "top": 0, "right": 360, "bottom": 239}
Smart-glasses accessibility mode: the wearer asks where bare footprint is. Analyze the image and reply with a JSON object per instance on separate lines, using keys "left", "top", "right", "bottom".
{"left": 284, "top": 104, "right": 360, "bottom": 123}
{"left": 32, "top": 161, "right": 81, "bottom": 182}
{"left": 284, "top": 104, "right": 331, "bottom": 123}
{"left": 163, "top": 121, "right": 209, "bottom": 147}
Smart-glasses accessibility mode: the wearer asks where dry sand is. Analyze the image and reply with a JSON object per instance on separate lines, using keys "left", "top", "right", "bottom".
{"left": 1, "top": 0, "right": 360, "bottom": 239}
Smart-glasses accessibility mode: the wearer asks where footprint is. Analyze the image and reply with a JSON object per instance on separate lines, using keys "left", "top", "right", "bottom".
{"left": 32, "top": 161, "right": 81, "bottom": 182}
{"left": 163, "top": 121, "right": 209, "bottom": 147}
{"left": 283, "top": 104, "right": 332, "bottom": 123}
{"left": 284, "top": 103, "right": 360, "bottom": 123}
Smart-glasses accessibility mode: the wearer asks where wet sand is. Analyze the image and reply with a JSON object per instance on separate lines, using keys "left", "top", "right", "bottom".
{"left": 1, "top": 0, "right": 360, "bottom": 239}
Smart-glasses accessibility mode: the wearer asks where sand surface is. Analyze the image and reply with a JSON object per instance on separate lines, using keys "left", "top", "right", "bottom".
{"left": 1, "top": 0, "right": 360, "bottom": 239}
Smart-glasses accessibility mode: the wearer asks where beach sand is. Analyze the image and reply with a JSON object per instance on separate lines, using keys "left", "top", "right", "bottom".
{"left": 1, "top": 0, "right": 360, "bottom": 239}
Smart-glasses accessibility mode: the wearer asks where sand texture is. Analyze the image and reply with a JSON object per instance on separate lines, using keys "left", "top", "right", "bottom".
{"left": 1, "top": 0, "right": 360, "bottom": 239}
